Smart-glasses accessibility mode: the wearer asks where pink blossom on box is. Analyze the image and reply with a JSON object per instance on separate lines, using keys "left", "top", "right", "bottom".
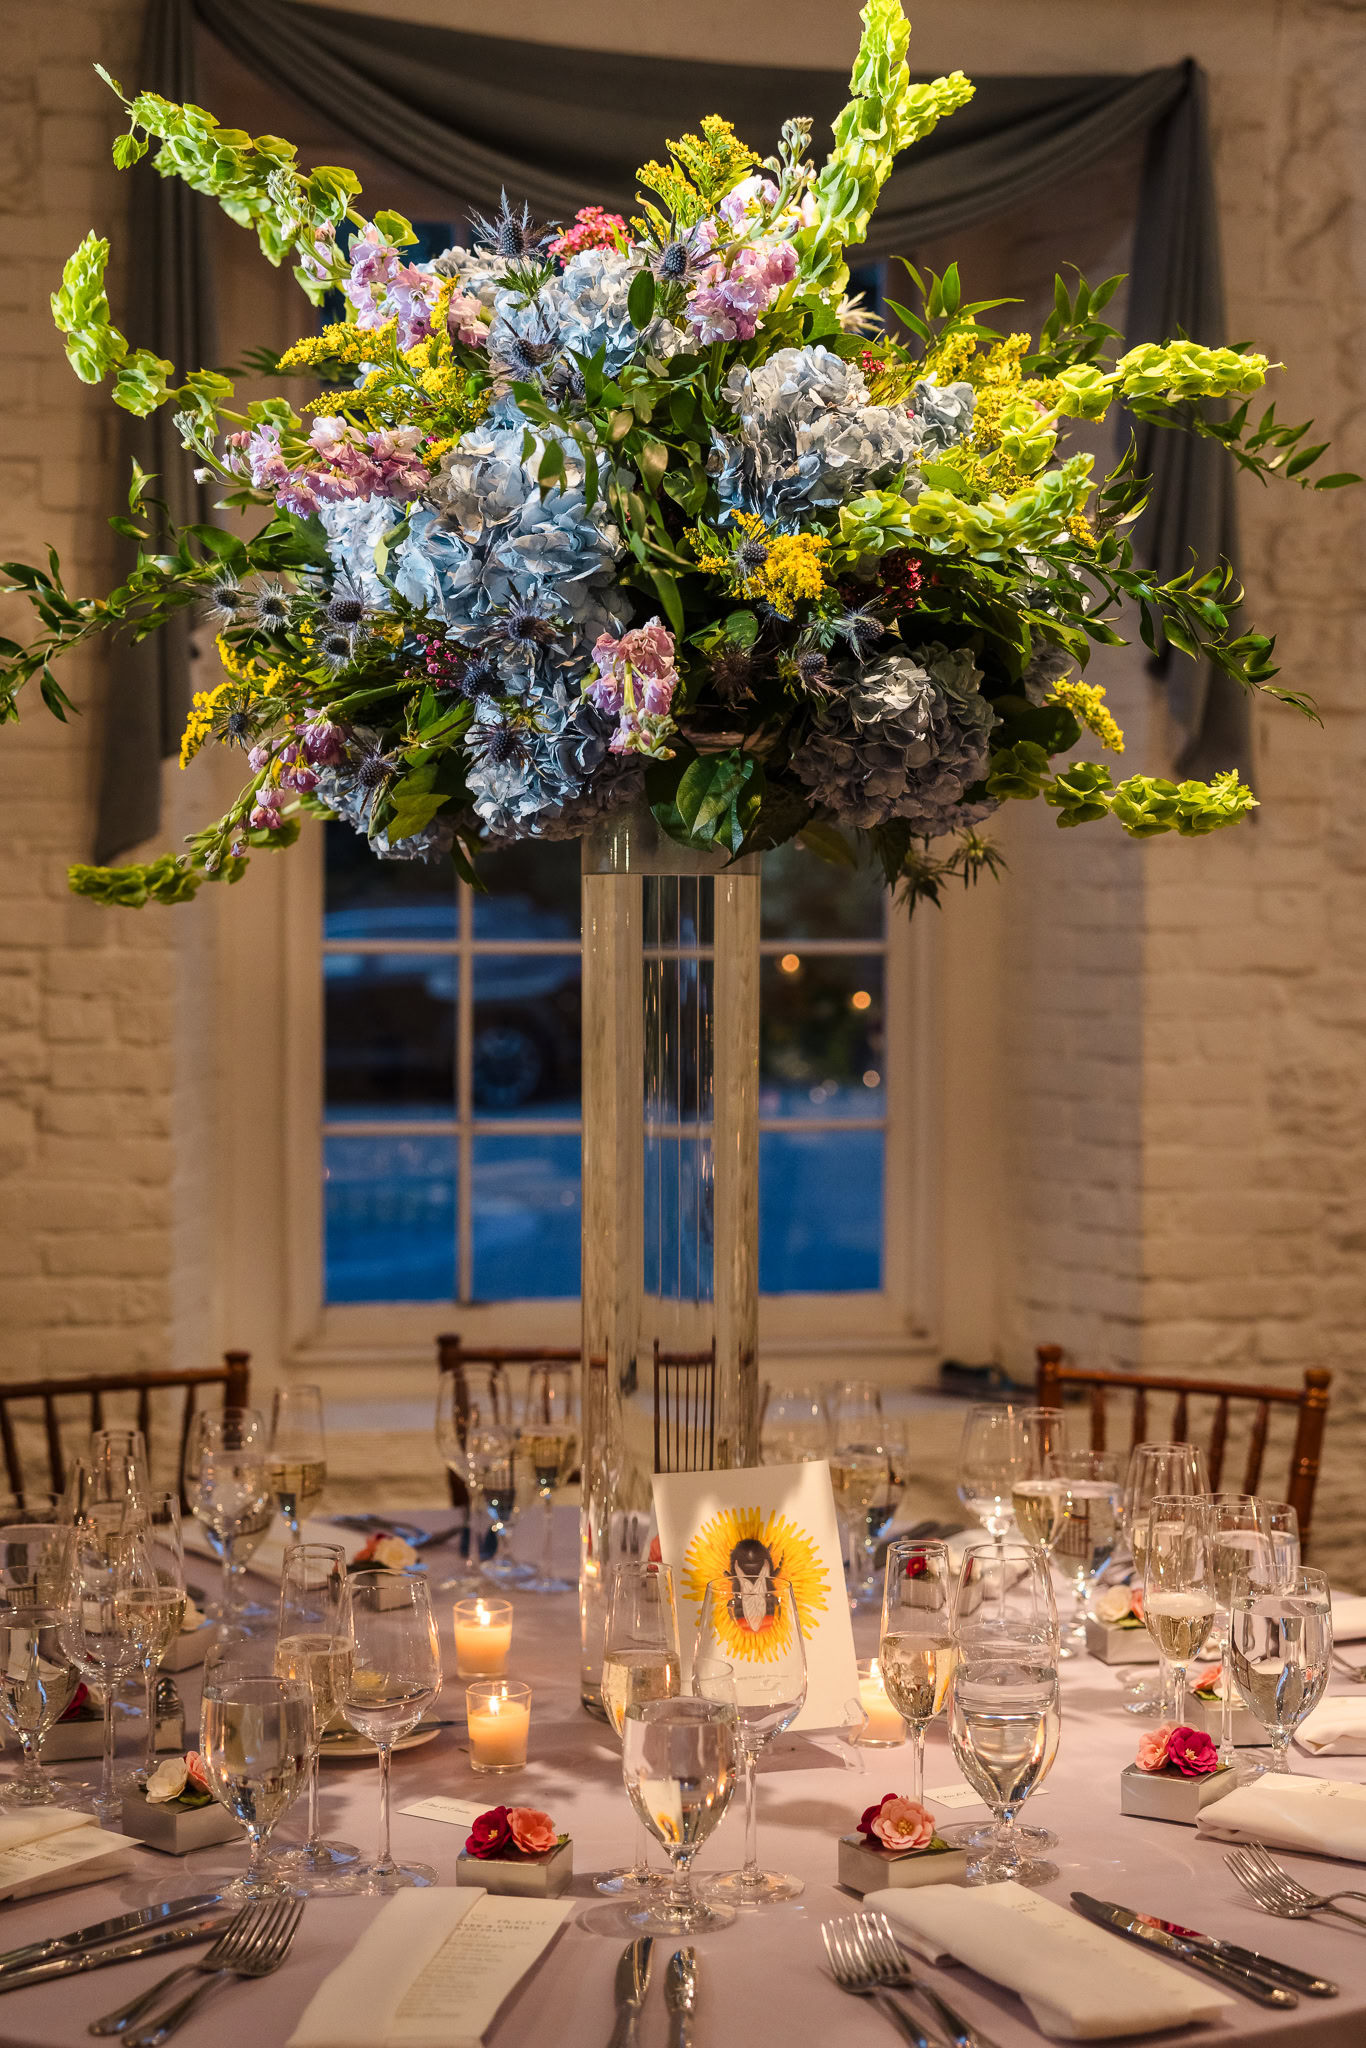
{"left": 507, "top": 1807, "right": 558, "bottom": 1855}
{"left": 865, "top": 1794, "right": 935, "bottom": 1852}
{"left": 1135, "top": 1722, "right": 1178, "bottom": 1773}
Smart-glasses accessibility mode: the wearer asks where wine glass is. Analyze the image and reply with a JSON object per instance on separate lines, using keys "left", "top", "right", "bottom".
{"left": 1259, "top": 1500, "right": 1301, "bottom": 1584}
{"left": 130, "top": 1491, "right": 186, "bottom": 1785}
{"left": 183, "top": 1409, "right": 274, "bottom": 1620}
{"left": 0, "top": 1521, "right": 78, "bottom": 1807}
{"left": 1228, "top": 1565, "right": 1331, "bottom": 1774}
{"left": 435, "top": 1364, "right": 505, "bottom": 1594}
{"left": 1142, "top": 1495, "right": 1216, "bottom": 1723}
{"left": 339, "top": 1570, "right": 443, "bottom": 1892}
{"left": 1210, "top": 1495, "right": 1270, "bottom": 1769}
{"left": 759, "top": 1385, "right": 829, "bottom": 1464}
{"left": 829, "top": 1425, "right": 891, "bottom": 1608}
{"left": 1047, "top": 1449, "right": 1123, "bottom": 1657}
{"left": 59, "top": 1509, "right": 159, "bottom": 1825}
{"left": 828, "top": 1380, "right": 883, "bottom": 1436}
{"left": 201, "top": 1646, "right": 312, "bottom": 1897}
{"left": 879, "top": 1537, "right": 954, "bottom": 1806}
{"left": 596, "top": 1561, "right": 680, "bottom": 1897}
{"left": 952, "top": 1539, "right": 1060, "bottom": 1859}
{"left": 956, "top": 1405, "right": 1020, "bottom": 1551}
{"left": 621, "top": 1695, "right": 740, "bottom": 1935}
{"left": 1119, "top": 1442, "right": 1210, "bottom": 1716}
{"left": 949, "top": 1639, "right": 1061, "bottom": 1887}
{"left": 85, "top": 1429, "right": 149, "bottom": 1508}
{"left": 520, "top": 1363, "right": 578, "bottom": 1595}
{"left": 275, "top": 1542, "right": 359, "bottom": 1888}
{"left": 268, "top": 1386, "right": 327, "bottom": 1543}
{"left": 694, "top": 1578, "right": 807, "bottom": 1904}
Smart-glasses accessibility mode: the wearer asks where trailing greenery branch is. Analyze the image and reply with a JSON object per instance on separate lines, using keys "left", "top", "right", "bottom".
{"left": 986, "top": 744, "right": 1258, "bottom": 838}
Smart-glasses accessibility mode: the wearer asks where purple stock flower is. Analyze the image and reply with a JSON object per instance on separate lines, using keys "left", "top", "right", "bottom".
{"left": 300, "top": 717, "right": 349, "bottom": 767}
{"left": 685, "top": 237, "right": 797, "bottom": 344}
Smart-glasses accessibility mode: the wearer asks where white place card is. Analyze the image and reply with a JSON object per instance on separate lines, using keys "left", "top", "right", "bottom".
{"left": 400, "top": 1797, "right": 489, "bottom": 1830}
{"left": 0, "top": 1809, "right": 140, "bottom": 1901}
{"left": 926, "top": 1781, "right": 1051, "bottom": 1809}
{"left": 287, "top": 1888, "right": 572, "bottom": 2048}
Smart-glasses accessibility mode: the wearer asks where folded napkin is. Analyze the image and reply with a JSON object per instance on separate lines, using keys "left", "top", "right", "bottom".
{"left": 1330, "top": 1594, "right": 1366, "bottom": 1641}
{"left": 1297, "top": 1699, "right": 1366, "bottom": 1756}
{"left": 0, "top": 1808, "right": 139, "bottom": 1902}
{"left": 1196, "top": 1772, "right": 1366, "bottom": 1860}
{"left": 867, "top": 1881, "right": 1230, "bottom": 2041}
{"left": 185, "top": 1515, "right": 367, "bottom": 1584}
{"left": 287, "top": 1888, "right": 572, "bottom": 2048}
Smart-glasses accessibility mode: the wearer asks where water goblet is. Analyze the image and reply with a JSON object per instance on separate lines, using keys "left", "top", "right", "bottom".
{"left": 200, "top": 1656, "right": 312, "bottom": 1897}
{"left": 0, "top": 1521, "right": 78, "bottom": 1808}
{"left": 59, "top": 1510, "right": 160, "bottom": 1826}
{"left": 949, "top": 1643, "right": 1061, "bottom": 1887}
{"left": 956, "top": 1404, "right": 1020, "bottom": 1553}
{"left": 339, "top": 1569, "right": 443, "bottom": 1892}
{"left": 1228, "top": 1564, "right": 1331, "bottom": 1774}
{"left": 183, "top": 1408, "right": 274, "bottom": 1620}
{"left": 759, "top": 1384, "right": 829, "bottom": 1465}
{"left": 435, "top": 1363, "right": 507, "bottom": 1593}
{"left": 1047, "top": 1449, "right": 1123, "bottom": 1657}
{"left": 621, "top": 1695, "right": 740, "bottom": 1935}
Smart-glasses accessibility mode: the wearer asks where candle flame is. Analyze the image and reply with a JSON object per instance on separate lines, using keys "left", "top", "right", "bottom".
{"left": 476, "top": 1600, "right": 488, "bottom": 1624}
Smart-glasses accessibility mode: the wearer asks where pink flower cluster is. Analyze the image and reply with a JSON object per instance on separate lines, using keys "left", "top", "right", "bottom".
{"left": 587, "top": 618, "right": 679, "bottom": 756}
{"left": 1134, "top": 1722, "right": 1219, "bottom": 1778}
{"left": 344, "top": 222, "right": 436, "bottom": 349}
{"left": 547, "top": 207, "right": 628, "bottom": 261}
{"left": 856, "top": 1793, "right": 936, "bottom": 1853}
{"left": 465, "top": 1805, "right": 560, "bottom": 1859}
{"left": 247, "top": 718, "right": 350, "bottom": 825}
{"left": 686, "top": 234, "right": 797, "bottom": 344}
{"left": 227, "top": 417, "right": 428, "bottom": 516}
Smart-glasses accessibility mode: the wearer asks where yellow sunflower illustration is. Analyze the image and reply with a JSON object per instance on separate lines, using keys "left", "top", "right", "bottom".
{"left": 682, "top": 1505, "right": 830, "bottom": 1664}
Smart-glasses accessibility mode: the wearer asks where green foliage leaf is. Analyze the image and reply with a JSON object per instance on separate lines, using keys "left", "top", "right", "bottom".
{"left": 627, "top": 269, "right": 657, "bottom": 332}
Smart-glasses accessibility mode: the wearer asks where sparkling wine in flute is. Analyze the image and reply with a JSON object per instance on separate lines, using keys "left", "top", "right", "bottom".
{"left": 524, "top": 1431, "right": 577, "bottom": 1493}
{"left": 200, "top": 1693, "right": 309, "bottom": 1833}
{"left": 952, "top": 1688, "right": 1060, "bottom": 1810}
{"left": 342, "top": 1675, "right": 437, "bottom": 1746}
{"left": 1012, "top": 1481, "right": 1069, "bottom": 1550}
{"left": 117, "top": 1584, "right": 186, "bottom": 1664}
{"left": 1144, "top": 1589, "right": 1215, "bottom": 1662}
{"left": 601, "top": 1647, "right": 679, "bottom": 1738}
{"left": 268, "top": 1457, "right": 327, "bottom": 1526}
{"left": 878, "top": 1634, "right": 957, "bottom": 1723}
{"left": 830, "top": 1459, "right": 883, "bottom": 1516}
{"left": 276, "top": 1631, "right": 354, "bottom": 1731}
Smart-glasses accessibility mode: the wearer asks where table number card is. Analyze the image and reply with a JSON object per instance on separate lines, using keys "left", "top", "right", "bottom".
{"left": 653, "top": 1460, "right": 859, "bottom": 1733}
{"left": 399, "top": 1796, "right": 489, "bottom": 1830}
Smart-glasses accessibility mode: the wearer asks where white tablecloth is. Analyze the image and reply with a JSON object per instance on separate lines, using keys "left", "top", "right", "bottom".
{"left": 1, "top": 1517, "right": 1363, "bottom": 2048}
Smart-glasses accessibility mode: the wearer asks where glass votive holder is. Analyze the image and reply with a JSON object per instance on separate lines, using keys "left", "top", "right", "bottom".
{"left": 852, "top": 1657, "right": 907, "bottom": 1747}
{"left": 466, "top": 1679, "right": 531, "bottom": 1773}
{"left": 453, "top": 1597, "right": 513, "bottom": 1677}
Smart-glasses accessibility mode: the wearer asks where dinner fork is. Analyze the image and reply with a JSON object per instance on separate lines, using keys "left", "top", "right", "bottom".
{"left": 1225, "top": 1848, "right": 1366, "bottom": 1930}
{"left": 858, "top": 1915, "right": 1000, "bottom": 2048}
{"left": 90, "top": 1897, "right": 304, "bottom": 2045}
{"left": 821, "top": 1917, "right": 940, "bottom": 2048}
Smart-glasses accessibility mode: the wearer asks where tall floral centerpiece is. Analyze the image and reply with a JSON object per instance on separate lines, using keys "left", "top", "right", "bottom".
{"left": 1, "top": 3, "right": 1350, "bottom": 1682}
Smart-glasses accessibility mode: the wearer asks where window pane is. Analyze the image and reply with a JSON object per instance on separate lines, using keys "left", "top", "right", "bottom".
{"left": 324, "top": 822, "right": 456, "bottom": 942}
{"left": 760, "top": 1129, "right": 883, "bottom": 1292}
{"left": 472, "top": 956, "right": 581, "bottom": 1118}
{"left": 760, "top": 842, "right": 884, "bottom": 941}
{"left": 325, "top": 954, "right": 456, "bottom": 1117}
{"left": 472, "top": 841, "right": 581, "bottom": 939}
{"left": 325, "top": 1134, "right": 455, "bottom": 1301}
{"left": 759, "top": 954, "right": 885, "bottom": 1118}
{"left": 473, "top": 1135, "right": 581, "bottom": 1297}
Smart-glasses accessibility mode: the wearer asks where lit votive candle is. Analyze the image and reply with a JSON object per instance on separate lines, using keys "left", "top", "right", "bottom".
{"left": 453, "top": 1598, "right": 513, "bottom": 1677}
{"left": 856, "top": 1658, "right": 907, "bottom": 1747}
{"left": 466, "top": 1679, "right": 531, "bottom": 1772}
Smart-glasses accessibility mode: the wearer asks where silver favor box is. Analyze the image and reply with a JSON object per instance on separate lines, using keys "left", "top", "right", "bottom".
{"left": 1180, "top": 1691, "right": 1269, "bottom": 1746}
{"left": 1085, "top": 1617, "right": 1160, "bottom": 1665}
{"left": 456, "top": 1841, "right": 573, "bottom": 1897}
{"left": 1119, "top": 1762, "right": 1238, "bottom": 1825}
{"left": 120, "top": 1794, "right": 240, "bottom": 1855}
{"left": 838, "top": 1835, "right": 969, "bottom": 1896}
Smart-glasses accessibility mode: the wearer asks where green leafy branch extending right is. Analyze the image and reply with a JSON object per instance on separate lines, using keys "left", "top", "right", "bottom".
{"left": 986, "top": 744, "right": 1258, "bottom": 838}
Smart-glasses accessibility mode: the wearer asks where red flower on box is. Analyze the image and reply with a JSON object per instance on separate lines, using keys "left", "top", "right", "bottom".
{"left": 465, "top": 1805, "right": 564, "bottom": 1860}
{"left": 466, "top": 1806, "right": 514, "bottom": 1858}
{"left": 1134, "top": 1722, "right": 1219, "bottom": 1778}
{"left": 856, "top": 1793, "right": 937, "bottom": 1851}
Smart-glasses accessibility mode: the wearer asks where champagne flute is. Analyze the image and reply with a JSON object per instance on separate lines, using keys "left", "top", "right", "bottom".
{"left": 829, "top": 1442, "right": 890, "bottom": 1606}
{"left": 268, "top": 1386, "right": 327, "bottom": 1543}
{"left": 0, "top": 1521, "right": 78, "bottom": 1807}
{"left": 596, "top": 1561, "right": 680, "bottom": 1897}
{"left": 621, "top": 1695, "right": 739, "bottom": 1935}
{"left": 183, "top": 1409, "right": 273, "bottom": 1620}
{"left": 339, "top": 1570, "right": 443, "bottom": 1892}
{"left": 129, "top": 1491, "right": 186, "bottom": 1785}
{"left": 1210, "top": 1495, "right": 1270, "bottom": 1770}
{"left": 469, "top": 1428, "right": 525, "bottom": 1585}
{"left": 1142, "top": 1495, "right": 1216, "bottom": 1723}
{"left": 952, "top": 1540, "right": 1059, "bottom": 1858}
{"left": 949, "top": 1643, "right": 1061, "bottom": 1887}
{"left": 760, "top": 1385, "right": 829, "bottom": 1464}
{"left": 1047, "top": 1449, "right": 1123, "bottom": 1657}
{"left": 879, "top": 1537, "right": 954, "bottom": 1806}
{"left": 59, "top": 1510, "right": 159, "bottom": 1826}
{"left": 694, "top": 1578, "right": 807, "bottom": 1904}
{"left": 1228, "top": 1565, "right": 1331, "bottom": 1774}
{"left": 520, "top": 1363, "right": 578, "bottom": 1596}
{"left": 1119, "top": 1441, "right": 1210, "bottom": 1716}
{"left": 435, "top": 1363, "right": 504, "bottom": 1594}
{"left": 956, "top": 1405, "right": 1020, "bottom": 1553}
{"left": 201, "top": 1650, "right": 312, "bottom": 1898}
{"left": 1009, "top": 1407, "right": 1069, "bottom": 1560}
{"left": 275, "top": 1542, "right": 359, "bottom": 1887}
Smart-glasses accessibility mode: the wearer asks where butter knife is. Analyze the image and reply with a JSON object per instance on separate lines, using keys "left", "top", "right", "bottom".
{"left": 1070, "top": 1894, "right": 1296, "bottom": 2008}
{"left": 0, "top": 1913, "right": 235, "bottom": 1996}
{"left": 606, "top": 1937, "right": 652, "bottom": 2048}
{"left": 665, "top": 1947, "right": 697, "bottom": 2048}
{"left": 0, "top": 1895, "right": 226, "bottom": 1979}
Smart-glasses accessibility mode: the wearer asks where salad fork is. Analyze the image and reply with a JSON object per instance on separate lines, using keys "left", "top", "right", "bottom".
{"left": 822, "top": 1917, "right": 938, "bottom": 2048}
{"left": 859, "top": 1915, "right": 999, "bottom": 2048}
{"left": 1225, "top": 1847, "right": 1366, "bottom": 1929}
{"left": 90, "top": 1897, "right": 304, "bottom": 2045}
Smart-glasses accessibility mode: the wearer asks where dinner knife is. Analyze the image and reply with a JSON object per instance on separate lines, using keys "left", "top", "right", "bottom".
{"left": 0, "top": 1894, "right": 227, "bottom": 1978}
{"left": 1070, "top": 1895, "right": 1297, "bottom": 2009}
{"left": 607, "top": 1936, "right": 653, "bottom": 2048}
{"left": 1113, "top": 1905, "right": 1337, "bottom": 1997}
{"left": 0, "top": 1912, "right": 235, "bottom": 1996}
{"left": 665, "top": 1947, "right": 697, "bottom": 2048}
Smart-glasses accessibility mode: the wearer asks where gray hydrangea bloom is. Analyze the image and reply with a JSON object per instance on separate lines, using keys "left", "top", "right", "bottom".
{"left": 465, "top": 682, "right": 639, "bottom": 838}
{"left": 429, "top": 243, "right": 518, "bottom": 313}
{"left": 791, "top": 643, "right": 997, "bottom": 836}
{"left": 319, "top": 497, "right": 402, "bottom": 607}
{"left": 908, "top": 376, "right": 976, "bottom": 455}
{"left": 711, "top": 344, "right": 923, "bottom": 528}
{"left": 487, "top": 248, "right": 682, "bottom": 383}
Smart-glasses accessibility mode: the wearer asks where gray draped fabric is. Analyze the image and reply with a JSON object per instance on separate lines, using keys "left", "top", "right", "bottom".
{"left": 98, "top": 0, "right": 1244, "bottom": 855}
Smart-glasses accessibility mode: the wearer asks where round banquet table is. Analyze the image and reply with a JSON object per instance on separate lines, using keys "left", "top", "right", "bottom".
{"left": 2, "top": 1520, "right": 1364, "bottom": 2048}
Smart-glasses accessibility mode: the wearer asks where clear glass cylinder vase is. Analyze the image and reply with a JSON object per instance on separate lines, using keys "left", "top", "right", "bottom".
{"left": 579, "top": 810, "right": 760, "bottom": 1712}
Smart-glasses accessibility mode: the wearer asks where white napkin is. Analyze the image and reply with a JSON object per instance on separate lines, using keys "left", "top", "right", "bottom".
{"left": 1330, "top": 1594, "right": 1366, "bottom": 1641}
{"left": 1196, "top": 1772, "right": 1366, "bottom": 1859}
{"left": 1297, "top": 1699, "right": 1366, "bottom": 1756}
{"left": 184, "top": 1515, "right": 367, "bottom": 1584}
{"left": 868, "top": 1882, "right": 1230, "bottom": 2041}
{"left": 0, "top": 1808, "right": 140, "bottom": 1902}
{"left": 286, "top": 1888, "right": 572, "bottom": 2048}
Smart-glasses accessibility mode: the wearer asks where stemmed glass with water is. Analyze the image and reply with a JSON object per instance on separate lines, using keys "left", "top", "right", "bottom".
{"left": 621, "top": 1685, "right": 740, "bottom": 1937}
{"left": 759, "top": 1385, "right": 829, "bottom": 1464}
{"left": 59, "top": 1509, "right": 162, "bottom": 1825}
{"left": 596, "top": 1561, "right": 681, "bottom": 1897}
{"left": 130, "top": 1491, "right": 186, "bottom": 1784}
{"left": 338, "top": 1570, "right": 443, "bottom": 1892}
{"left": 200, "top": 1634, "right": 312, "bottom": 1897}
{"left": 1047, "top": 1449, "right": 1123, "bottom": 1657}
{"left": 274, "top": 1542, "right": 359, "bottom": 1888}
{"left": 952, "top": 1540, "right": 1059, "bottom": 1865}
{"left": 878, "top": 1537, "right": 954, "bottom": 1807}
{"left": 1209, "top": 1494, "right": 1269, "bottom": 1769}
{"left": 957, "top": 1405, "right": 1020, "bottom": 1553}
{"left": 1227, "top": 1564, "right": 1332, "bottom": 1772}
{"left": 949, "top": 1637, "right": 1061, "bottom": 1888}
{"left": 520, "top": 1363, "right": 578, "bottom": 1595}
{"left": 184, "top": 1408, "right": 274, "bottom": 1620}
{"left": 694, "top": 1578, "right": 807, "bottom": 1905}
{"left": 0, "top": 1521, "right": 79, "bottom": 1808}
{"left": 435, "top": 1363, "right": 504, "bottom": 1594}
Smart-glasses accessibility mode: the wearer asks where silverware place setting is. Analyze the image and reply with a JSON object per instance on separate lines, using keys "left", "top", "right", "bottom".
{"left": 1225, "top": 1840, "right": 1366, "bottom": 1928}
{"left": 608, "top": 1936, "right": 653, "bottom": 2048}
{"left": 89, "top": 1897, "right": 304, "bottom": 2046}
{"left": 0, "top": 1896, "right": 235, "bottom": 1998}
{"left": 822, "top": 1912, "right": 996, "bottom": 2048}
